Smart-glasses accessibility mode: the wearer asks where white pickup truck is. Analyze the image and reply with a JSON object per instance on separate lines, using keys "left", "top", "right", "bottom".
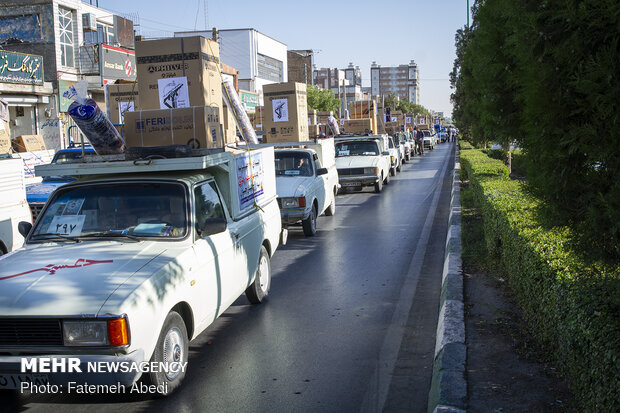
{"left": 335, "top": 135, "right": 392, "bottom": 193}
{"left": 270, "top": 139, "right": 339, "bottom": 236}
{"left": 0, "top": 147, "right": 281, "bottom": 394}
{"left": 0, "top": 157, "right": 32, "bottom": 255}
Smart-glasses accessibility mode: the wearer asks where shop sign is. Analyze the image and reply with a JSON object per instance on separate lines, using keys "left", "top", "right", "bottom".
{"left": 0, "top": 51, "right": 44, "bottom": 85}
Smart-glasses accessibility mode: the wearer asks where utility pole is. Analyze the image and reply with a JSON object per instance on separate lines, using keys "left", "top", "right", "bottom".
{"left": 467, "top": 0, "right": 470, "bottom": 28}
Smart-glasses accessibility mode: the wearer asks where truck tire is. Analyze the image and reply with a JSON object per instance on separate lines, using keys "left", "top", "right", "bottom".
{"left": 245, "top": 246, "right": 271, "bottom": 304}
{"left": 149, "top": 311, "right": 188, "bottom": 395}
{"left": 384, "top": 171, "right": 390, "bottom": 185}
{"left": 390, "top": 167, "right": 396, "bottom": 177}
{"left": 374, "top": 175, "right": 383, "bottom": 193}
{"left": 302, "top": 204, "right": 317, "bottom": 236}
{"left": 325, "top": 192, "right": 336, "bottom": 216}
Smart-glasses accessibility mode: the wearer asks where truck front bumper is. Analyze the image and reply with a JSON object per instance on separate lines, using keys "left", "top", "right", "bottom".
{"left": 280, "top": 207, "right": 312, "bottom": 225}
{"left": 0, "top": 350, "right": 146, "bottom": 389}
{"left": 338, "top": 175, "right": 380, "bottom": 188}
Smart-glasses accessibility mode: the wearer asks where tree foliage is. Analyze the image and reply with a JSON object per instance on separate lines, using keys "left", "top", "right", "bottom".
{"left": 383, "top": 93, "right": 431, "bottom": 116}
{"left": 307, "top": 85, "right": 341, "bottom": 115}
{"left": 451, "top": 0, "right": 620, "bottom": 260}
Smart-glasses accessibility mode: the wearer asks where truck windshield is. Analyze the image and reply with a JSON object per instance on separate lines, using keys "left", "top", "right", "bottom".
{"left": 31, "top": 182, "right": 188, "bottom": 240}
{"left": 335, "top": 141, "right": 379, "bottom": 157}
{"left": 275, "top": 152, "right": 313, "bottom": 176}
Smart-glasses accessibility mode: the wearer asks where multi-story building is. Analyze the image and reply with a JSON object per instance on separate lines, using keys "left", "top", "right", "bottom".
{"left": 175, "top": 28, "right": 287, "bottom": 105}
{"left": 313, "top": 65, "right": 364, "bottom": 115}
{"left": 287, "top": 49, "right": 313, "bottom": 85}
{"left": 370, "top": 60, "right": 419, "bottom": 104}
{"left": 0, "top": 0, "right": 137, "bottom": 149}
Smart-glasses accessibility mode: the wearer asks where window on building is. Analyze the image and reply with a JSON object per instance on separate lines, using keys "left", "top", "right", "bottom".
{"left": 96, "top": 24, "right": 114, "bottom": 46}
{"left": 257, "top": 53, "right": 283, "bottom": 82}
{"left": 59, "top": 7, "right": 75, "bottom": 67}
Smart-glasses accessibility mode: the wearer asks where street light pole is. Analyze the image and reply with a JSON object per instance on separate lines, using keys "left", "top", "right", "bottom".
{"left": 467, "top": 0, "right": 470, "bottom": 28}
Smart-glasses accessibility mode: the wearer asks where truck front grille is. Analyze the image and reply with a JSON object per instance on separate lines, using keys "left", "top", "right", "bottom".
{"left": 337, "top": 168, "right": 365, "bottom": 176}
{"left": 0, "top": 318, "right": 63, "bottom": 346}
{"left": 29, "top": 203, "right": 45, "bottom": 221}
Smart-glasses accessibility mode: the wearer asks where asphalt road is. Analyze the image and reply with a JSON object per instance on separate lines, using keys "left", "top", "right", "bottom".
{"left": 4, "top": 141, "right": 456, "bottom": 413}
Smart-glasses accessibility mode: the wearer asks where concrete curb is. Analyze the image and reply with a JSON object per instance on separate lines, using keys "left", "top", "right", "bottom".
{"left": 428, "top": 146, "right": 466, "bottom": 413}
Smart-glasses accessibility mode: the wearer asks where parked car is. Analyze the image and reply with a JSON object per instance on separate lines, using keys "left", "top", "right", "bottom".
{"left": 273, "top": 139, "right": 339, "bottom": 236}
{"left": 0, "top": 148, "right": 282, "bottom": 394}
{"left": 422, "top": 130, "right": 436, "bottom": 150}
{"left": 26, "top": 146, "right": 96, "bottom": 220}
{"left": 387, "top": 136, "right": 402, "bottom": 176}
{"left": 395, "top": 131, "right": 414, "bottom": 161}
{"left": 335, "top": 135, "right": 391, "bottom": 193}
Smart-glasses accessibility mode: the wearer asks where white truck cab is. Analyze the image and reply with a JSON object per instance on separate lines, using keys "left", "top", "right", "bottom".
{"left": 269, "top": 139, "right": 339, "bottom": 236}
{"left": 335, "top": 135, "right": 392, "bottom": 193}
{"left": 0, "top": 148, "right": 281, "bottom": 394}
{"left": 0, "top": 157, "right": 32, "bottom": 255}
{"left": 387, "top": 136, "right": 402, "bottom": 176}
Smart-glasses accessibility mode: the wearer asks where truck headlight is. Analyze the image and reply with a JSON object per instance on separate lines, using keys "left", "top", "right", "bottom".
{"left": 63, "top": 321, "right": 109, "bottom": 346}
{"left": 364, "top": 167, "right": 379, "bottom": 175}
{"left": 279, "top": 197, "right": 306, "bottom": 208}
{"left": 63, "top": 317, "right": 129, "bottom": 347}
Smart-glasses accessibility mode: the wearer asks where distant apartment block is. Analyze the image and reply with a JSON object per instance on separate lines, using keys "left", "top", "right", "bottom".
{"left": 313, "top": 63, "right": 364, "bottom": 102}
{"left": 370, "top": 60, "right": 419, "bottom": 104}
{"left": 287, "top": 50, "right": 313, "bottom": 85}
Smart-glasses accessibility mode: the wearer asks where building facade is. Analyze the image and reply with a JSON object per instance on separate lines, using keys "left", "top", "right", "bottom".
{"left": 370, "top": 60, "right": 419, "bottom": 104}
{"left": 287, "top": 50, "right": 313, "bottom": 85}
{"left": 0, "top": 0, "right": 137, "bottom": 150}
{"left": 175, "top": 28, "right": 287, "bottom": 106}
{"left": 313, "top": 65, "right": 364, "bottom": 115}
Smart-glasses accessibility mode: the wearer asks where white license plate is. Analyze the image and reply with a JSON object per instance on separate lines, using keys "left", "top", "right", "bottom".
{"left": 342, "top": 182, "right": 362, "bottom": 187}
{"left": 0, "top": 373, "right": 49, "bottom": 389}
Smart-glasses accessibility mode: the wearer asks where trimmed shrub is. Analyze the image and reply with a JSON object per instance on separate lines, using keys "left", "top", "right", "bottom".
{"left": 460, "top": 146, "right": 620, "bottom": 412}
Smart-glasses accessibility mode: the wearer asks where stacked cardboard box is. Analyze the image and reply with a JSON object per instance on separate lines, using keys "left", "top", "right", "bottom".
{"left": 105, "top": 82, "right": 140, "bottom": 128}
{"left": 123, "top": 106, "right": 223, "bottom": 149}
{"left": 349, "top": 100, "right": 378, "bottom": 134}
{"left": 262, "top": 82, "right": 308, "bottom": 143}
{"left": 340, "top": 119, "right": 373, "bottom": 134}
{"left": 129, "top": 36, "right": 227, "bottom": 147}
{"left": 135, "top": 36, "right": 221, "bottom": 109}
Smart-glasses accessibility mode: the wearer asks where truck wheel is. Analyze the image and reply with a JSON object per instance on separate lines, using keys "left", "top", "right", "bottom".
{"left": 149, "top": 311, "right": 188, "bottom": 395}
{"left": 396, "top": 163, "right": 401, "bottom": 172}
{"left": 374, "top": 175, "right": 383, "bottom": 193}
{"left": 325, "top": 193, "right": 336, "bottom": 216}
{"left": 245, "top": 246, "right": 271, "bottom": 304}
{"left": 390, "top": 167, "right": 396, "bottom": 177}
{"left": 302, "top": 204, "right": 317, "bottom": 236}
{"left": 384, "top": 171, "right": 390, "bottom": 185}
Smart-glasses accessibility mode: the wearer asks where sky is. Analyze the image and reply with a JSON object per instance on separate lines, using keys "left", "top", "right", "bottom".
{"left": 95, "top": 0, "right": 470, "bottom": 117}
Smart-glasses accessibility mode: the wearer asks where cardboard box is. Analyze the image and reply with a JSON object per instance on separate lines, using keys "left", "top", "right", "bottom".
{"left": 0, "top": 120, "right": 10, "bottom": 153}
{"left": 105, "top": 82, "right": 140, "bottom": 126}
{"left": 123, "top": 106, "right": 224, "bottom": 149}
{"left": 349, "top": 100, "right": 378, "bottom": 134}
{"left": 308, "top": 124, "right": 320, "bottom": 139}
{"left": 135, "top": 36, "right": 222, "bottom": 110}
{"left": 223, "top": 101, "right": 237, "bottom": 143}
{"left": 12, "top": 135, "right": 46, "bottom": 152}
{"left": 307, "top": 109, "right": 317, "bottom": 125}
{"left": 263, "top": 82, "right": 308, "bottom": 142}
{"left": 340, "top": 119, "right": 373, "bottom": 134}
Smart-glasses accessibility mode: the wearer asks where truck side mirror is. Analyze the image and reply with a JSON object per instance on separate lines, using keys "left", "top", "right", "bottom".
{"left": 316, "top": 167, "right": 328, "bottom": 176}
{"left": 18, "top": 221, "right": 32, "bottom": 238}
{"left": 198, "top": 217, "right": 227, "bottom": 237}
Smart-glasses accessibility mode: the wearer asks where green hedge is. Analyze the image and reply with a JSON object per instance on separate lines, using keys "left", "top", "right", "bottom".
{"left": 460, "top": 142, "right": 620, "bottom": 412}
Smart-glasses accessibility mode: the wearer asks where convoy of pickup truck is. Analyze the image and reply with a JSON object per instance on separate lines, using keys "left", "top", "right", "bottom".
{"left": 0, "top": 131, "right": 443, "bottom": 394}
